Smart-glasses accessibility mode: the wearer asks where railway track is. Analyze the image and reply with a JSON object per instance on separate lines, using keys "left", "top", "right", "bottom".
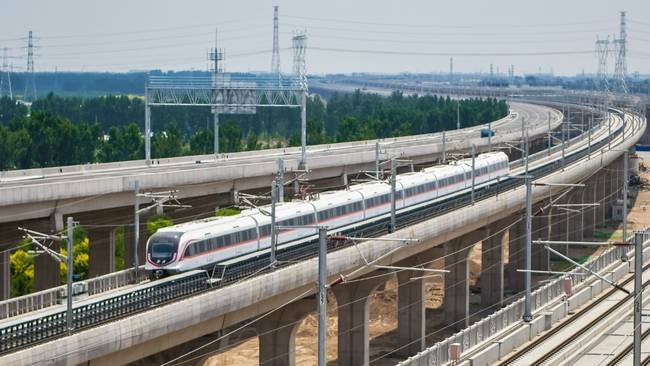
{"left": 0, "top": 108, "right": 636, "bottom": 355}
{"left": 605, "top": 326, "right": 650, "bottom": 366}
{"left": 498, "top": 263, "right": 650, "bottom": 366}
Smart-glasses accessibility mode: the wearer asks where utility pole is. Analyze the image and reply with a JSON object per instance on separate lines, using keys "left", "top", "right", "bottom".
{"left": 587, "top": 114, "right": 594, "bottom": 159}
{"left": 633, "top": 231, "right": 643, "bottom": 366}
{"left": 210, "top": 28, "right": 224, "bottom": 155}
{"left": 270, "top": 179, "right": 279, "bottom": 267}
{"left": 471, "top": 144, "right": 476, "bottom": 204}
{"left": 442, "top": 130, "right": 447, "bottom": 164}
{"left": 521, "top": 117, "right": 526, "bottom": 165}
{"left": 488, "top": 121, "right": 492, "bottom": 151}
{"left": 134, "top": 180, "right": 140, "bottom": 274}
{"left": 20, "top": 219, "right": 76, "bottom": 334}
{"left": 449, "top": 57, "right": 453, "bottom": 84}
{"left": 277, "top": 159, "right": 285, "bottom": 202}
{"left": 456, "top": 100, "right": 461, "bottom": 130}
{"left": 65, "top": 217, "right": 73, "bottom": 333}
{"left": 562, "top": 120, "right": 566, "bottom": 169}
{"left": 622, "top": 150, "right": 629, "bottom": 261}
{"left": 317, "top": 226, "right": 327, "bottom": 366}
{"left": 145, "top": 94, "right": 151, "bottom": 165}
{"left": 390, "top": 158, "right": 397, "bottom": 232}
{"left": 523, "top": 176, "right": 533, "bottom": 322}
{"left": 547, "top": 112, "right": 553, "bottom": 156}
{"left": 375, "top": 141, "right": 380, "bottom": 179}
{"left": 292, "top": 32, "right": 308, "bottom": 168}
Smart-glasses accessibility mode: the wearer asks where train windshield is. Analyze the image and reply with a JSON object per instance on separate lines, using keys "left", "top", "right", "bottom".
{"left": 148, "top": 232, "right": 181, "bottom": 261}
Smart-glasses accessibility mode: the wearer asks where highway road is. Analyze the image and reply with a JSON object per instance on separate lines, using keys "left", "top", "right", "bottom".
{"left": 0, "top": 101, "right": 562, "bottom": 225}
{"left": 0, "top": 102, "right": 554, "bottom": 187}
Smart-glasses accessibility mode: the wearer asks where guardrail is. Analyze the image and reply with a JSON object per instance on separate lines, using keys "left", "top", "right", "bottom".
{"left": 0, "top": 271, "right": 207, "bottom": 353}
{"left": 0, "top": 266, "right": 147, "bottom": 320}
{"left": 397, "top": 218, "right": 647, "bottom": 366}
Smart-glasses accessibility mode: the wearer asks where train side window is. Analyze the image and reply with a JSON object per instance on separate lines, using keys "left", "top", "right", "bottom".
{"left": 185, "top": 246, "right": 193, "bottom": 256}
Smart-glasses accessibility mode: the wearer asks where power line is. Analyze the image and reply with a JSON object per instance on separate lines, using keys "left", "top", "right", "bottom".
{"left": 284, "top": 14, "right": 612, "bottom": 30}
{"left": 284, "top": 22, "right": 616, "bottom": 37}
{"left": 309, "top": 46, "right": 595, "bottom": 57}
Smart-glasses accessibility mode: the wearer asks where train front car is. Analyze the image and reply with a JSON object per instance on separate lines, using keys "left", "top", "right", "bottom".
{"left": 145, "top": 230, "right": 183, "bottom": 279}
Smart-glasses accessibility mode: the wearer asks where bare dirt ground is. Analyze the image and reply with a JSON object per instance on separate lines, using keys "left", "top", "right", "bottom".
{"left": 204, "top": 158, "right": 650, "bottom": 366}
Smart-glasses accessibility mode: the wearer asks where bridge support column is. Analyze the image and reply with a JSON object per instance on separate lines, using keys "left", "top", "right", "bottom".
{"left": 333, "top": 274, "right": 388, "bottom": 366}
{"left": 532, "top": 210, "right": 550, "bottom": 272}
{"left": 507, "top": 218, "right": 525, "bottom": 293}
{"left": 568, "top": 191, "right": 583, "bottom": 242}
{"left": 125, "top": 222, "right": 148, "bottom": 269}
{"left": 258, "top": 298, "right": 316, "bottom": 366}
{"left": 0, "top": 223, "right": 24, "bottom": 300}
{"left": 88, "top": 227, "right": 116, "bottom": 277}
{"left": 443, "top": 230, "right": 484, "bottom": 329}
{"left": 1, "top": 251, "right": 9, "bottom": 299}
{"left": 596, "top": 172, "right": 607, "bottom": 225}
{"left": 395, "top": 255, "right": 433, "bottom": 357}
{"left": 605, "top": 169, "right": 615, "bottom": 221}
{"left": 480, "top": 221, "right": 507, "bottom": 309}
{"left": 583, "top": 179, "right": 597, "bottom": 238}
{"left": 34, "top": 213, "right": 63, "bottom": 291}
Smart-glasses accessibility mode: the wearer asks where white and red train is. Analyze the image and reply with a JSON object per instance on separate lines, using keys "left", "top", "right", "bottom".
{"left": 145, "top": 152, "right": 509, "bottom": 278}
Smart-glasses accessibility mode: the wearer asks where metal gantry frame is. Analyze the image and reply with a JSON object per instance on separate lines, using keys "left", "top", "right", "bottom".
{"left": 145, "top": 72, "right": 308, "bottom": 165}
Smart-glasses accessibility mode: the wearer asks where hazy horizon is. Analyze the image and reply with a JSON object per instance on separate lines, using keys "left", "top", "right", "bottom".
{"left": 2, "top": 0, "right": 649, "bottom": 76}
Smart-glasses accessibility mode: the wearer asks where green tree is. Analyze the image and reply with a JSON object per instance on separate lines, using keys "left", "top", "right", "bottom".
{"left": 221, "top": 120, "right": 242, "bottom": 152}
{"left": 189, "top": 128, "right": 213, "bottom": 155}
{"left": 10, "top": 245, "right": 34, "bottom": 297}
{"left": 147, "top": 215, "right": 174, "bottom": 235}
{"left": 152, "top": 123, "right": 184, "bottom": 158}
{"left": 245, "top": 130, "right": 258, "bottom": 151}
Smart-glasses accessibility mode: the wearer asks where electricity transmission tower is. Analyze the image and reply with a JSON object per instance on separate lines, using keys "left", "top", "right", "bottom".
{"left": 24, "top": 30, "right": 37, "bottom": 102}
{"left": 612, "top": 11, "right": 628, "bottom": 93}
{"left": 292, "top": 31, "right": 307, "bottom": 79}
{"left": 271, "top": 6, "right": 281, "bottom": 74}
{"left": 0, "top": 47, "right": 12, "bottom": 99}
{"left": 595, "top": 36, "right": 610, "bottom": 93}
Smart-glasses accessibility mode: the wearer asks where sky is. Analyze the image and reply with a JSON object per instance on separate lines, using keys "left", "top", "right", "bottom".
{"left": 1, "top": 0, "right": 649, "bottom": 76}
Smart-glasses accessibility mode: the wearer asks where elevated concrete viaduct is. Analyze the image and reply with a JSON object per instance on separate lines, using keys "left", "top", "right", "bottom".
{"left": 0, "top": 109, "right": 641, "bottom": 366}
{"left": 0, "top": 102, "right": 562, "bottom": 299}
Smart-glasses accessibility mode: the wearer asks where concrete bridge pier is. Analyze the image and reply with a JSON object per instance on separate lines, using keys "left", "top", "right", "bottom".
{"left": 34, "top": 212, "right": 64, "bottom": 291}
{"left": 568, "top": 191, "right": 583, "bottom": 242}
{"left": 394, "top": 252, "right": 442, "bottom": 358}
{"left": 596, "top": 171, "right": 607, "bottom": 225}
{"left": 125, "top": 222, "right": 149, "bottom": 269}
{"left": 480, "top": 220, "right": 508, "bottom": 309}
{"left": 0, "top": 222, "right": 25, "bottom": 300}
{"left": 583, "top": 178, "right": 597, "bottom": 238}
{"left": 507, "top": 218, "right": 525, "bottom": 293}
{"left": 443, "top": 229, "right": 485, "bottom": 330}
{"left": 257, "top": 298, "right": 316, "bottom": 366}
{"left": 332, "top": 273, "right": 388, "bottom": 366}
{"left": 87, "top": 227, "right": 116, "bottom": 277}
{"left": 531, "top": 209, "right": 550, "bottom": 272}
